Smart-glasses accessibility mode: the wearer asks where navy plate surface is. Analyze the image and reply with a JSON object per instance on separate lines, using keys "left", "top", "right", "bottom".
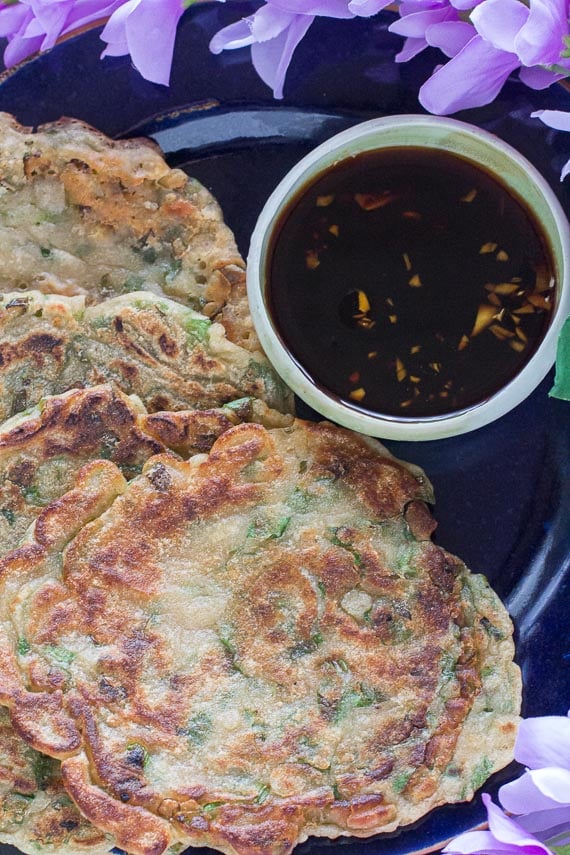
{"left": 0, "top": 6, "right": 569, "bottom": 855}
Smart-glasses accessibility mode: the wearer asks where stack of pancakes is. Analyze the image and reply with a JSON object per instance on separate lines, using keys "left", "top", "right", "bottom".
{"left": 0, "top": 114, "right": 520, "bottom": 855}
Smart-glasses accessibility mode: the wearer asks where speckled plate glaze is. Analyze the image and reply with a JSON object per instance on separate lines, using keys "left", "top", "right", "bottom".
{"left": 0, "top": 6, "right": 569, "bottom": 855}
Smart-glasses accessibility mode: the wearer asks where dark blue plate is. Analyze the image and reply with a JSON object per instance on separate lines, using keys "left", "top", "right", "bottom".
{"left": 0, "top": 6, "right": 569, "bottom": 855}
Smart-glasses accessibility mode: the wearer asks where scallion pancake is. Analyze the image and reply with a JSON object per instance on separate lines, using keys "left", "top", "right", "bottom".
{"left": 0, "top": 113, "right": 256, "bottom": 351}
{"left": 0, "top": 420, "right": 520, "bottom": 855}
{"left": 0, "top": 291, "right": 292, "bottom": 421}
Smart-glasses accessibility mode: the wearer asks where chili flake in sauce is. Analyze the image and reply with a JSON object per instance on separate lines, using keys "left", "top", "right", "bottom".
{"left": 267, "top": 147, "right": 555, "bottom": 417}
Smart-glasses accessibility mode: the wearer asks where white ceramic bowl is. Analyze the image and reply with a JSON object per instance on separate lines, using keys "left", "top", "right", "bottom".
{"left": 247, "top": 115, "right": 570, "bottom": 440}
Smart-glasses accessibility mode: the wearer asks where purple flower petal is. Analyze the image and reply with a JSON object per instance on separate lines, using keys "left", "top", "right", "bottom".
{"left": 515, "top": 0, "right": 569, "bottom": 67}
{"left": 532, "top": 110, "right": 570, "bottom": 132}
{"left": 251, "top": 11, "right": 313, "bottom": 98}
{"left": 470, "top": 0, "right": 528, "bottom": 54}
{"left": 484, "top": 794, "right": 554, "bottom": 855}
{"left": 500, "top": 768, "right": 570, "bottom": 816}
{"left": 518, "top": 806, "right": 570, "bottom": 836}
{"left": 129, "top": 0, "right": 184, "bottom": 84}
{"left": 347, "top": 0, "right": 394, "bottom": 17}
{"left": 101, "top": 0, "right": 184, "bottom": 85}
{"left": 251, "top": 5, "right": 295, "bottom": 42}
{"left": 209, "top": 18, "right": 255, "bottom": 53}
{"left": 520, "top": 65, "right": 565, "bottom": 89}
{"left": 450, "top": 0, "right": 485, "bottom": 8}
{"left": 395, "top": 35, "right": 428, "bottom": 62}
{"left": 4, "top": 30, "right": 43, "bottom": 66}
{"left": 0, "top": 1, "right": 44, "bottom": 66}
{"left": 29, "top": 0, "right": 74, "bottom": 51}
{"left": 399, "top": 1, "right": 448, "bottom": 13}
{"left": 419, "top": 34, "right": 520, "bottom": 115}
{"left": 61, "top": 0, "right": 125, "bottom": 36}
{"left": 100, "top": 37, "right": 127, "bottom": 55}
{"left": 100, "top": 0, "right": 136, "bottom": 56}
{"left": 263, "top": 0, "right": 353, "bottom": 19}
{"left": 443, "top": 829, "right": 532, "bottom": 855}
{"left": 0, "top": 1, "right": 30, "bottom": 38}
{"left": 514, "top": 715, "right": 570, "bottom": 770}
{"left": 389, "top": 7, "right": 455, "bottom": 38}
{"left": 425, "top": 20, "right": 474, "bottom": 58}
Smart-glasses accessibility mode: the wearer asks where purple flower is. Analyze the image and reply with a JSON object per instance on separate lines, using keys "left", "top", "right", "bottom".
{"left": 532, "top": 110, "right": 570, "bottom": 180}
{"left": 0, "top": 0, "right": 125, "bottom": 68}
{"left": 0, "top": 0, "right": 187, "bottom": 84}
{"left": 443, "top": 793, "right": 554, "bottom": 855}
{"left": 418, "top": 32, "right": 521, "bottom": 114}
{"left": 499, "top": 714, "right": 570, "bottom": 817}
{"left": 100, "top": 0, "right": 185, "bottom": 85}
{"left": 388, "top": 1, "right": 478, "bottom": 64}
{"left": 209, "top": 0, "right": 394, "bottom": 99}
{"left": 471, "top": 0, "right": 570, "bottom": 90}
{"left": 444, "top": 713, "right": 570, "bottom": 855}
{"left": 394, "top": 0, "right": 570, "bottom": 116}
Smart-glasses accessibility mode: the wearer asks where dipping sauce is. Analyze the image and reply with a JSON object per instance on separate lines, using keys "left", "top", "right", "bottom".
{"left": 267, "top": 147, "right": 556, "bottom": 418}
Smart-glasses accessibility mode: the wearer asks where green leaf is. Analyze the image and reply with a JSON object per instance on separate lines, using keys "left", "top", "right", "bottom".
{"left": 202, "top": 801, "right": 223, "bottom": 814}
{"left": 440, "top": 652, "right": 456, "bottom": 679}
{"left": 185, "top": 316, "right": 211, "bottom": 344}
{"left": 142, "top": 247, "right": 157, "bottom": 263}
{"left": 186, "top": 712, "right": 212, "bottom": 746}
{"left": 121, "top": 274, "right": 145, "bottom": 293}
{"left": 17, "top": 638, "right": 31, "bottom": 656}
{"left": 334, "top": 684, "right": 385, "bottom": 721}
{"left": 21, "top": 485, "right": 43, "bottom": 506}
{"left": 255, "top": 784, "right": 270, "bottom": 804}
{"left": 45, "top": 644, "right": 75, "bottom": 665}
{"left": 223, "top": 397, "right": 253, "bottom": 412}
{"left": 32, "top": 753, "right": 54, "bottom": 789}
{"left": 247, "top": 515, "right": 291, "bottom": 540}
{"left": 393, "top": 771, "right": 411, "bottom": 793}
{"left": 549, "top": 833, "right": 570, "bottom": 855}
{"left": 1, "top": 508, "right": 15, "bottom": 526}
{"left": 549, "top": 315, "right": 570, "bottom": 401}
{"left": 328, "top": 527, "right": 363, "bottom": 567}
{"left": 289, "top": 632, "right": 323, "bottom": 659}
{"left": 470, "top": 756, "right": 494, "bottom": 791}
{"left": 164, "top": 259, "right": 182, "bottom": 283}
{"left": 218, "top": 626, "right": 244, "bottom": 674}
{"left": 544, "top": 63, "right": 570, "bottom": 76}
{"left": 480, "top": 617, "right": 505, "bottom": 641}
{"left": 288, "top": 488, "right": 312, "bottom": 513}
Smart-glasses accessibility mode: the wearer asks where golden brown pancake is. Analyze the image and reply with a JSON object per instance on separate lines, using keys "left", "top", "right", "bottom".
{"left": 0, "top": 420, "right": 520, "bottom": 855}
{"left": 0, "top": 706, "right": 113, "bottom": 855}
{"left": 0, "top": 383, "right": 290, "bottom": 557}
{"left": 0, "top": 387, "right": 290, "bottom": 854}
{"left": 0, "top": 290, "right": 293, "bottom": 421}
{"left": 0, "top": 113, "right": 256, "bottom": 350}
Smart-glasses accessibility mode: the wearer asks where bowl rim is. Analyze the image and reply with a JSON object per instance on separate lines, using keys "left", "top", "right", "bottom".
{"left": 247, "top": 113, "right": 570, "bottom": 441}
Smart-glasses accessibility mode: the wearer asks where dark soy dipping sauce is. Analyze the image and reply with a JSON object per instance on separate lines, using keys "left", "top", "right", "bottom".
{"left": 268, "top": 147, "right": 555, "bottom": 418}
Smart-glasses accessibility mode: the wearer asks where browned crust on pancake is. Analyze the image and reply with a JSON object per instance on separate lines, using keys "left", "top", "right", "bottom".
{"left": 0, "top": 384, "right": 256, "bottom": 558}
{"left": 0, "top": 421, "right": 520, "bottom": 855}
{"left": 0, "top": 388, "right": 292, "bottom": 854}
{"left": 0, "top": 291, "right": 293, "bottom": 420}
{"left": 0, "top": 708, "right": 112, "bottom": 855}
{"left": 62, "top": 755, "right": 171, "bottom": 855}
